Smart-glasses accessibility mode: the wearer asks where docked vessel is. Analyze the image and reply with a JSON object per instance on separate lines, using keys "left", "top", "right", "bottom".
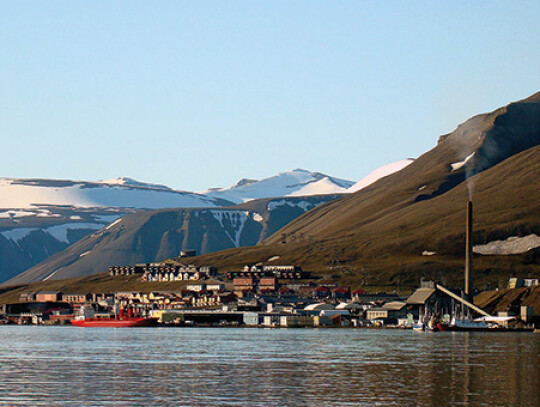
{"left": 71, "top": 305, "right": 158, "bottom": 328}
{"left": 71, "top": 316, "right": 158, "bottom": 328}
{"left": 436, "top": 317, "right": 507, "bottom": 332}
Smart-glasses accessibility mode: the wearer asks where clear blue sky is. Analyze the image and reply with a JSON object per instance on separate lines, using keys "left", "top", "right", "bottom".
{"left": 1, "top": 1, "right": 539, "bottom": 191}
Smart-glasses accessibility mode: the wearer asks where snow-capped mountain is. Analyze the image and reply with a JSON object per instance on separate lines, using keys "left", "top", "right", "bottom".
{"left": 0, "top": 170, "right": 354, "bottom": 283}
{"left": 97, "top": 177, "right": 172, "bottom": 190}
{"left": 0, "top": 177, "right": 233, "bottom": 283}
{"left": 203, "top": 169, "right": 354, "bottom": 204}
{"left": 0, "top": 178, "right": 232, "bottom": 210}
{"left": 0, "top": 163, "right": 414, "bottom": 284}
{"left": 347, "top": 159, "right": 414, "bottom": 193}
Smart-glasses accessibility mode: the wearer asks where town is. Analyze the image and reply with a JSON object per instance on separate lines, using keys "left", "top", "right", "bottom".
{"left": 1, "top": 260, "right": 537, "bottom": 330}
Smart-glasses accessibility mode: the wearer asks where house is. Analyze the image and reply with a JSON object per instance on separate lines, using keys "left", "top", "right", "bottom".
{"left": 36, "top": 291, "right": 62, "bottom": 302}
{"left": 19, "top": 292, "right": 36, "bottom": 302}
{"left": 351, "top": 289, "right": 367, "bottom": 301}
{"left": 314, "top": 286, "right": 331, "bottom": 298}
{"left": 332, "top": 287, "right": 350, "bottom": 299}
{"left": 140, "top": 264, "right": 213, "bottom": 282}
{"left": 298, "top": 284, "right": 317, "bottom": 298}
{"left": 186, "top": 284, "right": 206, "bottom": 292}
{"left": 259, "top": 277, "right": 278, "bottom": 293}
{"left": 62, "top": 293, "right": 91, "bottom": 304}
{"left": 280, "top": 315, "right": 314, "bottom": 328}
{"left": 234, "top": 277, "right": 255, "bottom": 293}
{"left": 508, "top": 278, "right": 524, "bottom": 289}
{"left": 207, "top": 284, "right": 225, "bottom": 292}
{"left": 365, "top": 308, "right": 389, "bottom": 320}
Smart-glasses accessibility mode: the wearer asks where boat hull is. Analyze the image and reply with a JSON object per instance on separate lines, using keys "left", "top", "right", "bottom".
{"left": 436, "top": 323, "right": 506, "bottom": 332}
{"left": 412, "top": 323, "right": 424, "bottom": 332}
{"left": 71, "top": 317, "right": 158, "bottom": 328}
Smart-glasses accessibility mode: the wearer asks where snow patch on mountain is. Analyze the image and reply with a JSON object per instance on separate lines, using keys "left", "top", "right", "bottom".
{"left": 44, "top": 223, "right": 103, "bottom": 244}
{"left": 289, "top": 177, "right": 349, "bottom": 197}
{"left": 348, "top": 159, "right": 414, "bottom": 193}
{"left": 0, "top": 228, "right": 39, "bottom": 242}
{"left": 95, "top": 214, "right": 121, "bottom": 223}
{"left": 0, "top": 178, "right": 225, "bottom": 210}
{"left": 204, "top": 169, "right": 354, "bottom": 204}
{"left": 267, "top": 200, "right": 315, "bottom": 212}
{"left": 473, "top": 234, "right": 540, "bottom": 255}
{"left": 210, "top": 210, "right": 249, "bottom": 247}
{"left": 106, "top": 219, "right": 122, "bottom": 230}
{"left": 0, "top": 223, "right": 104, "bottom": 245}
{"left": 451, "top": 152, "right": 475, "bottom": 171}
{"left": 98, "top": 177, "right": 172, "bottom": 190}
{"left": 0, "top": 210, "right": 36, "bottom": 218}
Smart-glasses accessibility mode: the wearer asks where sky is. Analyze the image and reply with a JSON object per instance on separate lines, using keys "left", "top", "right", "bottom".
{"left": 1, "top": 1, "right": 539, "bottom": 192}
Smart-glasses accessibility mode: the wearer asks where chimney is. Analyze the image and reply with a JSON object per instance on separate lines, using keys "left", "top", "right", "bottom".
{"left": 465, "top": 200, "right": 473, "bottom": 299}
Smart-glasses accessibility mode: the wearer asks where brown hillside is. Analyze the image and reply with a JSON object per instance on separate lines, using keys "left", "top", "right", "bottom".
{"left": 181, "top": 93, "right": 540, "bottom": 291}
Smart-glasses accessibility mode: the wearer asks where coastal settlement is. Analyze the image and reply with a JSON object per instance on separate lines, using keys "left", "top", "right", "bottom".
{"left": 1, "top": 260, "right": 538, "bottom": 330}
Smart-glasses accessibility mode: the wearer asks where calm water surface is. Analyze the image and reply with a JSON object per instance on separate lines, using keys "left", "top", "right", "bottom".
{"left": 0, "top": 327, "right": 538, "bottom": 407}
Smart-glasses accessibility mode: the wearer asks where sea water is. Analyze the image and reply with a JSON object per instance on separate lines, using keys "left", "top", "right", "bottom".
{"left": 0, "top": 327, "right": 538, "bottom": 406}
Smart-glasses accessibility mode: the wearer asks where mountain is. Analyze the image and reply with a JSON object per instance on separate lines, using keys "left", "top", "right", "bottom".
{"left": 0, "top": 177, "right": 232, "bottom": 210}
{"left": 97, "top": 177, "right": 172, "bottom": 190}
{"left": 0, "top": 170, "right": 355, "bottom": 284}
{"left": 203, "top": 169, "right": 354, "bottom": 203}
{"left": 0, "top": 177, "right": 237, "bottom": 283}
{"left": 6, "top": 194, "right": 343, "bottom": 284}
{"left": 168, "top": 91, "right": 540, "bottom": 290}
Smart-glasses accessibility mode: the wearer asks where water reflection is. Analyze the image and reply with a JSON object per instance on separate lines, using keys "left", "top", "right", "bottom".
{"left": 0, "top": 327, "right": 538, "bottom": 406}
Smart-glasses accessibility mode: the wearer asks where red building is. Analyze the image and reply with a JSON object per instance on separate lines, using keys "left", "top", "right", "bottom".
{"left": 234, "top": 277, "right": 255, "bottom": 292}
{"left": 259, "top": 277, "right": 278, "bottom": 293}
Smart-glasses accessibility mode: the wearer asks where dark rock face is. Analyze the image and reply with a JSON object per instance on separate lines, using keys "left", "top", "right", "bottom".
{"left": 5, "top": 195, "right": 342, "bottom": 284}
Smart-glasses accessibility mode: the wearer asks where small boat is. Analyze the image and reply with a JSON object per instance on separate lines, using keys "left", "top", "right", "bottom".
{"left": 436, "top": 317, "right": 506, "bottom": 332}
{"left": 412, "top": 321, "right": 424, "bottom": 332}
{"left": 425, "top": 318, "right": 440, "bottom": 331}
{"left": 71, "top": 305, "right": 158, "bottom": 328}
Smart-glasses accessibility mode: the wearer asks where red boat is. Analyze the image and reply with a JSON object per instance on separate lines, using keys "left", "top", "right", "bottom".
{"left": 71, "top": 316, "right": 158, "bottom": 328}
{"left": 71, "top": 306, "right": 158, "bottom": 328}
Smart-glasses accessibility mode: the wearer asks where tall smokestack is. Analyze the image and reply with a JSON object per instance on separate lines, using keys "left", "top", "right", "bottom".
{"left": 465, "top": 200, "right": 473, "bottom": 300}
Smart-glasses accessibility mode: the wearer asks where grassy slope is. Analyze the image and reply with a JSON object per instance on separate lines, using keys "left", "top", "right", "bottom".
{"left": 181, "top": 145, "right": 540, "bottom": 290}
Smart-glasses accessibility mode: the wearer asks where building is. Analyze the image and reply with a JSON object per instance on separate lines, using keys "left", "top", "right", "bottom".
{"left": 508, "top": 278, "right": 524, "bottom": 289}
{"left": 366, "top": 302, "right": 408, "bottom": 321}
{"left": 19, "top": 292, "right": 36, "bottom": 302}
{"left": 140, "top": 265, "right": 217, "bottom": 282}
{"left": 234, "top": 277, "right": 255, "bottom": 293}
{"left": 259, "top": 277, "right": 278, "bottom": 293}
{"left": 62, "top": 293, "right": 92, "bottom": 304}
{"left": 186, "top": 284, "right": 206, "bottom": 293}
{"left": 36, "top": 292, "right": 62, "bottom": 302}
{"left": 314, "top": 286, "right": 331, "bottom": 298}
{"left": 179, "top": 249, "right": 197, "bottom": 258}
{"left": 227, "top": 265, "right": 310, "bottom": 280}
{"left": 332, "top": 287, "right": 350, "bottom": 299}
{"left": 108, "top": 265, "right": 145, "bottom": 276}
{"left": 207, "top": 284, "right": 225, "bottom": 292}
{"left": 351, "top": 289, "right": 368, "bottom": 301}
